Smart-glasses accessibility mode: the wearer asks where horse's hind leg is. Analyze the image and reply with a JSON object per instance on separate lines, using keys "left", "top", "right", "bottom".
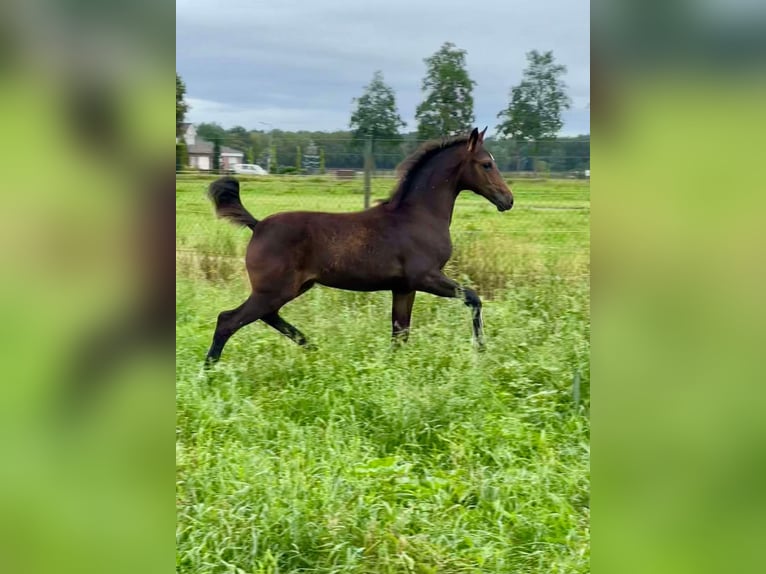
{"left": 391, "top": 291, "right": 416, "bottom": 345}
{"left": 204, "top": 292, "right": 279, "bottom": 366}
{"left": 261, "top": 312, "right": 314, "bottom": 349}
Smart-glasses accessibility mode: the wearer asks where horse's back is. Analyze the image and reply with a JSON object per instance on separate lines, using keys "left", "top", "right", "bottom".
{"left": 254, "top": 207, "right": 390, "bottom": 245}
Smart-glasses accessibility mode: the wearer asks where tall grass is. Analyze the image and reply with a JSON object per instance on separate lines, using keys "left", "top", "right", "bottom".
{"left": 176, "top": 177, "right": 589, "bottom": 572}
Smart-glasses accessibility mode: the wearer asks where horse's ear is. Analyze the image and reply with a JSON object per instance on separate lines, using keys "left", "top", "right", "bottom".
{"left": 479, "top": 126, "right": 488, "bottom": 142}
{"left": 467, "top": 127, "right": 480, "bottom": 152}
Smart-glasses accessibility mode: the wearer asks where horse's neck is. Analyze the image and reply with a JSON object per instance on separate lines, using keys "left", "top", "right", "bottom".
{"left": 400, "top": 156, "right": 461, "bottom": 226}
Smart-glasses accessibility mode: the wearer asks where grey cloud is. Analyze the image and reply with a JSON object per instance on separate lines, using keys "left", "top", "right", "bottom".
{"left": 177, "top": 0, "right": 589, "bottom": 134}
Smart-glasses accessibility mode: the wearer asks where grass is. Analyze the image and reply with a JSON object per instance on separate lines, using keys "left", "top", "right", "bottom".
{"left": 176, "top": 175, "right": 590, "bottom": 572}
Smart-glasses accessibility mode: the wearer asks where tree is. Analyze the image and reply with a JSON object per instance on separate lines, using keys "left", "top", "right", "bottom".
{"left": 295, "top": 145, "right": 302, "bottom": 171}
{"left": 196, "top": 122, "right": 226, "bottom": 144}
{"left": 496, "top": 50, "right": 571, "bottom": 170}
{"left": 175, "top": 141, "right": 188, "bottom": 171}
{"left": 269, "top": 144, "right": 278, "bottom": 173}
{"left": 549, "top": 146, "right": 568, "bottom": 172}
{"left": 212, "top": 138, "right": 221, "bottom": 172}
{"left": 415, "top": 42, "right": 476, "bottom": 140}
{"left": 319, "top": 148, "right": 326, "bottom": 174}
{"left": 349, "top": 70, "right": 406, "bottom": 151}
{"left": 176, "top": 73, "right": 189, "bottom": 131}
{"left": 225, "top": 126, "right": 250, "bottom": 151}
{"left": 248, "top": 131, "right": 270, "bottom": 167}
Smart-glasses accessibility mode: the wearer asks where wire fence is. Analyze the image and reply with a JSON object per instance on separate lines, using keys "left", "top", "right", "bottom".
{"left": 177, "top": 134, "right": 591, "bottom": 178}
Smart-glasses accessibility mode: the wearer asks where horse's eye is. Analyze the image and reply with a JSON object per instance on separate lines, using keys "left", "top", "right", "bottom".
{"left": 482, "top": 162, "right": 493, "bottom": 170}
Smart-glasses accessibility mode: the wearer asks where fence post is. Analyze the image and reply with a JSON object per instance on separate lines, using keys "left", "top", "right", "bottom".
{"left": 363, "top": 136, "right": 373, "bottom": 209}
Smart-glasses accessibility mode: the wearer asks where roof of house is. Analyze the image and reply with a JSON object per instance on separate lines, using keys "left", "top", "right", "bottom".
{"left": 187, "top": 139, "right": 244, "bottom": 156}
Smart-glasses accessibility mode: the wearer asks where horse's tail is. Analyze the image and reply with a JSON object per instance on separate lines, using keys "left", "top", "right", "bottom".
{"left": 207, "top": 176, "right": 258, "bottom": 230}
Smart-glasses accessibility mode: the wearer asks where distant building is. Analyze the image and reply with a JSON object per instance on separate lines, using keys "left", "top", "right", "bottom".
{"left": 177, "top": 123, "right": 244, "bottom": 171}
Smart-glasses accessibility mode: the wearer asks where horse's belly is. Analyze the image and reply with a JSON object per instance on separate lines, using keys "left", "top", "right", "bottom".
{"left": 310, "top": 231, "right": 408, "bottom": 291}
{"left": 313, "top": 259, "right": 407, "bottom": 291}
{"left": 315, "top": 271, "right": 408, "bottom": 292}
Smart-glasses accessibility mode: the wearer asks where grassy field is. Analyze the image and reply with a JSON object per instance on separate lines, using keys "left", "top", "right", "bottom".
{"left": 176, "top": 175, "right": 590, "bottom": 572}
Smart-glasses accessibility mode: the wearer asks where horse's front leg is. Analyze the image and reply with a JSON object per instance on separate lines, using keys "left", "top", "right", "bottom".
{"left": 414, "top": 272, "right": 484, "bottom": 348}
{"left": 391, "top": 291, "right": 416, "bottom": 345}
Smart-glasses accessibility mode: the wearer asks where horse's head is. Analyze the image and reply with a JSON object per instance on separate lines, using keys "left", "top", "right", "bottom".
{"left": 458, "top": 127, "right": 514, "bottom": 212}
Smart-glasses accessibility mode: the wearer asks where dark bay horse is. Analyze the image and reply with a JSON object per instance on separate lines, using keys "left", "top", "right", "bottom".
{"left": 204, "top": 127, "right": 513, "bottom": 365}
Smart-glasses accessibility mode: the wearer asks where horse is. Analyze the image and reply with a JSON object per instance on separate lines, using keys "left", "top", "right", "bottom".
{"left": 204, "top": 126, "right": 513, "bottom": 365}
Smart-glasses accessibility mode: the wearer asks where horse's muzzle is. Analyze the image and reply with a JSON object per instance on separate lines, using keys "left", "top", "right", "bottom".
{"left": 494, "top": 193, "right": 514, "bottom": 212}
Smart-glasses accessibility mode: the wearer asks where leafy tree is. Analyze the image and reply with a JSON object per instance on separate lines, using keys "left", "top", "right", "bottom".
{"left": 319, "top": 148, "right": 326, "bottom": 174}
{"left": 212, "top": 138, "right": 221, "bottom": 171}
{"left": 484, "top": 134, "right": 589, "bottom": 173}
{"left": 496, "top": 50, "right": 571, "bottom": 170}
{"left": 548, "top": 147, "right": 568, "bottom": 172}
{"left": 349, "top": 70, "right": 406, "bottom": 150}
{"left": 196, "top": 122, "right": 226, "bottom": 144}
{"left": 295, "top": 145, "right": 302, "bottom": 171}
{"left": 248, "top": 131, "right": 270, "bottom": 166}
{"left": 269, "top": 144, "right": 278, "bottom": 173}
{"left": 415, "top": 42, "right": 476, "bottom": 140}
{"left": 225, "top": 126, "right": 250, "bottom": 151}
{"left": 176, "top": 73, "right": 189, "bottom": 131}
{"left": 175, "top": 141, "right": 188, "bottom": 171}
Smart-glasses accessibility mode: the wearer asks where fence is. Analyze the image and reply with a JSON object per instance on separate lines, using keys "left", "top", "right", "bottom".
{"left": 177, "top": 135, "right": 591, "bottom": 178}
{"left": 177, "top": 136, "right": 590, "bottom": 212}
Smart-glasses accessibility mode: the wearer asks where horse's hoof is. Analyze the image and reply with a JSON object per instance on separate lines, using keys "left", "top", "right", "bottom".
{"left": 203, "top": 357, "right": 217, "bottom": 369}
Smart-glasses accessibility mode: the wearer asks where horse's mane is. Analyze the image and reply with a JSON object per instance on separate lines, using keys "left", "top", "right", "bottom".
{"left": 381, "top": 134, "right": 469, "bottom": 208}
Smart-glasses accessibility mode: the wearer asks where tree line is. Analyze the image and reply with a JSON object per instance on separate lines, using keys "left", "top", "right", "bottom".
{"left": 177, "top": 43, "right": 589, "bottom": 174}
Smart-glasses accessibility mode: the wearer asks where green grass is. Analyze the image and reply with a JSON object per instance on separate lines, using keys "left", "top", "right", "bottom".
{"left": 176, "top": 176, "right": 590, "bottom": 572}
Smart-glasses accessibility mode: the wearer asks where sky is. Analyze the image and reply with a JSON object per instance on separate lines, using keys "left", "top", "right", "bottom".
{"left": 177, "top": 0, "right": 590, "bottom": 136}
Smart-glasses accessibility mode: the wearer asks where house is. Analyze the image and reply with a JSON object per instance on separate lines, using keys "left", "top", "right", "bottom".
{"left": 177, "top": 123, "right": 244, "bottom": 171}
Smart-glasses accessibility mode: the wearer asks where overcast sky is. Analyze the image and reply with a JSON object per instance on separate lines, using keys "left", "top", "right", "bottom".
{"left": 177, "top": 0, "right": 589, "bottom": 136}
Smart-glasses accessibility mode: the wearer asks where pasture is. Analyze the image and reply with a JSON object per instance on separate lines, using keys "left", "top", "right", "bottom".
{"left": 176, "top": 175, "right": 590, "bottom": 572}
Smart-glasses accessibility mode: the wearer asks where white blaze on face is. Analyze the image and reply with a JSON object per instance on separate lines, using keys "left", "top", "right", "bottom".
{"left": 489, "top": 152, "right": 495, "bottom": 162}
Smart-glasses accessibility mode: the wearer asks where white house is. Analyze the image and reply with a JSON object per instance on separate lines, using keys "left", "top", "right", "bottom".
{"left": 177, "top": 123, "right": 244, "bottom": 171}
